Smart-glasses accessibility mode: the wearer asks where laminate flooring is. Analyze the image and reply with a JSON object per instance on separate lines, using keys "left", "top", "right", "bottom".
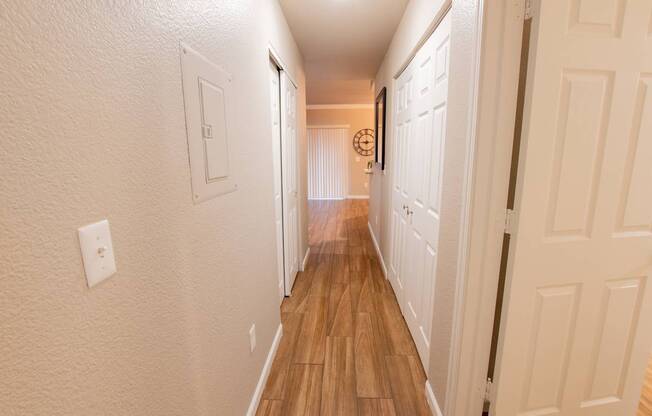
{"left": 640, "top": 355, "right": 652, "bottom": 416}
{"left": 258, "top": 199, "right": 430, "bottom": 416}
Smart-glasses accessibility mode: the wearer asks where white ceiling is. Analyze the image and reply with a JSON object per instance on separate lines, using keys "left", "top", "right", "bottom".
{"left": 279, "top": 0, "right": 409, "bottom": 105}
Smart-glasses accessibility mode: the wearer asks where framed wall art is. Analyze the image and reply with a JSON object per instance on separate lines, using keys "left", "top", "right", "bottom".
{"left": 374, "top": 87, "right": 387, "bottom": 170}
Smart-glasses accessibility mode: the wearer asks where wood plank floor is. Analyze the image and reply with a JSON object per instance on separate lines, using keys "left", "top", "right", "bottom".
{"left": 640, "top": 355, "right": 652, "bottom": 416}
{"left": 259, "top": 199, "right": 429, "bottom": 416}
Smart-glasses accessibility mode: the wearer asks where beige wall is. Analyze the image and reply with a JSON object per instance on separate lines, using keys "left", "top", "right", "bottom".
{"left": 370, "top": 0, "right": 481, "bottom": 409}
{"left": 307, "top": 108, "right": 375, "bottom": 197}
{"left": 0, "top": 1, "right": 307, "bottom": 415}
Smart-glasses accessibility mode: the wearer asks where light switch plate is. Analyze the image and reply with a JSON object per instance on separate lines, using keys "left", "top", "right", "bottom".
{"left": 78, "top": 219, "right": 117, "bottom": 288}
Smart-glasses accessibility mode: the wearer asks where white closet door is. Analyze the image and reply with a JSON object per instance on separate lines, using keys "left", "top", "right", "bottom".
{"left": 280, "top": 71, "right": 299, "bottom": 296}
{"left": 269, "top": 61, "right": 284, "bottom": 304}
{"left": 389, "top": 11, "right": 451, "bottom": 371}
{"left": 307, "top": 127, "right": 348, "bottom": 200}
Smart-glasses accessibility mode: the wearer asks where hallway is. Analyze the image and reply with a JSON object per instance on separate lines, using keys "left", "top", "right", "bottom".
{"left": 258, "top": 200, "right": 430, "bottom": 415}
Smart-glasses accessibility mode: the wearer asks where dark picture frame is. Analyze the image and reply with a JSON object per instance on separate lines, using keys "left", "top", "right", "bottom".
{"left": 374, "top": 87, "right": 387, "bottom": 170}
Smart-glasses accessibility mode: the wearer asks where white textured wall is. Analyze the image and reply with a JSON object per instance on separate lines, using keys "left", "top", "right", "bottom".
{"left": 0, "top": 1, "right": 306, "bottom": 415}
{"left": 370, "top": 0, "right": 481, "bottom": 408}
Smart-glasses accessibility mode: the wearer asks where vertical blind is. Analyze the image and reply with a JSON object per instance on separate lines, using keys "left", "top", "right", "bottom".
{"left": 307, "top": 127, "right": 348, "bottom": 199}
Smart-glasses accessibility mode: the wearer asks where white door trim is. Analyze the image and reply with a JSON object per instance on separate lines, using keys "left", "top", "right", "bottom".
{"left": 269, "top": 60, "right": 285, "bottom": 305}
{"left": 269, "top": 43, "right": 298, "bottom": 92}
{"left": 445, "top": 2, "right": 526, "bottom": 416}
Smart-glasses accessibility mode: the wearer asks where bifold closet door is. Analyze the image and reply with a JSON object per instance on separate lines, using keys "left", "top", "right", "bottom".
{"left": 389, "top": 11, "right": 451, "bottom": 372}
{"left": 280, "top": 71, "right": 299, "bottom": 296}
{"left": 307, "top": 128, "right": 348, "bottom": 200}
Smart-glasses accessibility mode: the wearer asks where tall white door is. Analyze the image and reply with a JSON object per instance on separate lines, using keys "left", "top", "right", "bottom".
{"left": 493, "top": 1, "right": 652, "bottom": 415}
{"left": 389, "top": 12, "right": 451, "bottom": 370}
{"left": 389, "top": 46, "right": 413, "bottom": 309}
{"left": 307, "top": 127, "right": 348, "bottom": 200}
{"left": 280, "top": 71, "right": 299, "bottom": 296}
{"left": 269, "top": 61, "right": 285, "bottom": 304}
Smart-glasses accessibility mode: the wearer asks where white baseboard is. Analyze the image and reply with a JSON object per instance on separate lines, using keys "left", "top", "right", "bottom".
{"left": 367, "top": 222, "right": 388, "bottom": 279}
{"left": 347, "top": 195, "right": 369, "bottom": 200}
{"left": 247, "top": 324, "right": 283, "bottom": 416}
{"left": 307, "top": 197, "right": 345, "bottom": 201}
{"left": 425, "top": 380, "right": 444, "bottom": 416}
{"left": 300, "top": 247, "right": 310, "bottom": 271}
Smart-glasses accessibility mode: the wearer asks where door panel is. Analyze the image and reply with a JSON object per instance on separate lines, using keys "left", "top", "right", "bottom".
{"left": 389, "top": 11, "right": 451, "bottom": 370}
{"left": 492, "top": 1, "right": 652, "bottom": 415}
{"left": 389, "top": 62, "right": 413, "bottom": 304}
{"left": 269, "top": 61, "right": 285, "bottom": 303}
{"left": 617, "top": 75, "right": 652, "bottom": 235}
{"left": 281, "top": 71, "right": 299, "bottom": 296}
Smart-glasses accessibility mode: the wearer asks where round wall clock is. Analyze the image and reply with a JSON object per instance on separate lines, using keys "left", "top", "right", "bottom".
{"left": 353, "top": 129, "right": 375, "bottom": 156}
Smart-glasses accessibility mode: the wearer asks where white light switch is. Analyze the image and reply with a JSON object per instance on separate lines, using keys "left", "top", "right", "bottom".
{"left": 78, "top": 219, "right": 117, "bottom": 288}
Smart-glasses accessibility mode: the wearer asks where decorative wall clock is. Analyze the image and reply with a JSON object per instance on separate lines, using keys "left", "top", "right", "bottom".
{"left": 353, "top": 128, "right": 375, "bottom": 156}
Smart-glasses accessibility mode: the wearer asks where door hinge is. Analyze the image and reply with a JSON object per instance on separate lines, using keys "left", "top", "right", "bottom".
{"left": 504, "top": 208, "right": 516, "bottom": 235}
{"left": 484, "top": 377, "right": 493, "bottom": 403}
{"left": 524, "top": 0, "right": 534, "bottom": 20}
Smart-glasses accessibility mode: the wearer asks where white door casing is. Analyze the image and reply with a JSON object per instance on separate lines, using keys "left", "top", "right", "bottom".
{"left": 307, "top": 127, "right": 349, "bottom": 200}
{"left": 280, "top": 71, "right": 299, "bottom": 296}
{"left": 389, "top": 12, "right": 451, "bottom": 370}
{"left": 493, "top": 1, "right": 652, "bottom": 415}
{"left": 269, "top": 61, "right": 285, "bottom": 304}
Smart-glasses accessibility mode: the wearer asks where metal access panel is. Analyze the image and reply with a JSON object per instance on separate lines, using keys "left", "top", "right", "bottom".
{"left": 180, "top": 42, "right": 237, "bottom": 203}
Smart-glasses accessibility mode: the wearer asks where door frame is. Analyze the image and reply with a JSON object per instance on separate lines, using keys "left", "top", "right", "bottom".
{"left": 444, "top": 2, "right": 529, "bottom": 416}
{"left": 269, "top": 59, "right": 285, "bottom": 304}
{"left": 268, "top": 45, "right": 303, "bottom": 299}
